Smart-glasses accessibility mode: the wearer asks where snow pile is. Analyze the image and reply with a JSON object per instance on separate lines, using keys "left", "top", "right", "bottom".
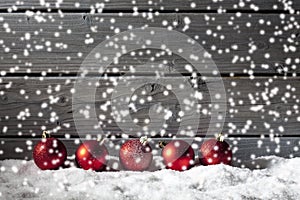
{"left": 1, "top": 156, "right": 300, "bottom": 200}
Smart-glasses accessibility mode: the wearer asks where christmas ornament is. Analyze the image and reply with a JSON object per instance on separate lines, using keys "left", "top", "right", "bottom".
{"left": 160, "top": 140, "right": 195, "bottom": 171}
{"left": 33, "top": 131, "right": 67, "bottom": 170}
{"left": 199, "top": 133, "right": 232, "bottom": 165}
{"left": 75, "top": 140, "right": 108, "bottom": 171}
{"left": 119, "top": 136, "right": 153, "bottom": 171}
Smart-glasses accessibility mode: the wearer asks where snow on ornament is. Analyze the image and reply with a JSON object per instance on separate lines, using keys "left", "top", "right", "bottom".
{"left": 33, "top": 131, "right": 67, "bottom": 170}
{"left": 199, "top": 133, "right": 232, "bottom": 166}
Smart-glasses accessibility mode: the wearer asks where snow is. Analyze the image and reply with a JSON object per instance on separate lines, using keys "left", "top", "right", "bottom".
{"left": 1, "top": 156, "right": 300, "bottom": 199}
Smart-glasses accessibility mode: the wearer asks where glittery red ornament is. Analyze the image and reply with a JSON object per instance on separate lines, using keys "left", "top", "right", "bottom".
{"left": 119, "top": 137, "right": 153, "bottom": 171}
{"left": 33, "top": 131, "right": 67, "bottom": 170}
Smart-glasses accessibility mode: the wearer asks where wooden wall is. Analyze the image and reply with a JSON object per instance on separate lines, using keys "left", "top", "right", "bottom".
{"left": 0, "top": 0, "right": 300, "bottom": 169}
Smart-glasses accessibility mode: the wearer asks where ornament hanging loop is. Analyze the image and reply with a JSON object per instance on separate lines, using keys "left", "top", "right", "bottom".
{"left": 216, "top": 133, "right": 224, "bottom": 142}
{"left": 140, "top": 136, "right": 149, "bottom": 146}
{"left": 97, "top": 135, "right": 107, "bottom": 145}
{"left": 42, "top": 131, "right": 51, "bottom": 138}
{"left": 159, "top": 141, "right": 167, "bottom": 148}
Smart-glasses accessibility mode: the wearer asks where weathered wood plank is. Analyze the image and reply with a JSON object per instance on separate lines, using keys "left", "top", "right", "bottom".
{"left": 0, "top": 13, "right": 299, "bottom": 75}
{"left": 1, "top": 76, "right": 300, "bottom": 136}
{"left": 1, "top": 137, "right": 299, "bottom": 169}
{"left": 0, "top": 0, "right": 299, "bottom": 11}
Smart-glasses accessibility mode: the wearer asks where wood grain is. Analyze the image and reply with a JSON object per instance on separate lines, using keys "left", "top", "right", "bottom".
{"left": 1, "top": 137, "right": 299, "bottom": 169}
{"left": 0, "top": 76, "right": 299, "bottom": 136}
{"left": 0, "top": 13, "right": 299, "bottom": 75}
{"left": 0, "top": 0, "right": 299, "bottom": 11}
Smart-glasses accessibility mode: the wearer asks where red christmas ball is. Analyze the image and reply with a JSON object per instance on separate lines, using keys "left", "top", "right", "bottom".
{"left": 75, "top": 141, "right": 108, "bottom": 171}
{"left": 161, "top": 140, "right": 195, "bottom": 171}
{"left": 200, "top": 135, "right": 232, "bottom": 165}
{"left": 33, "top": 132, "right": 67, "bottom": 170}
{"left": 119, "top": 138, "right": 153, "bottom": 171}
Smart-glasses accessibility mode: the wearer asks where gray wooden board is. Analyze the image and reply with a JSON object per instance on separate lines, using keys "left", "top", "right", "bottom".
{"left": 0, "top": 137, "right": 299, "bottom": 170}
{"left": 0, "top": 76, "right": 300, "bottom": 136}
{"left": 0, "top": 0, "right": 299, "bottom": 11}
{"left": 0, "top": 13, "right": 299, "bottom": 75}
